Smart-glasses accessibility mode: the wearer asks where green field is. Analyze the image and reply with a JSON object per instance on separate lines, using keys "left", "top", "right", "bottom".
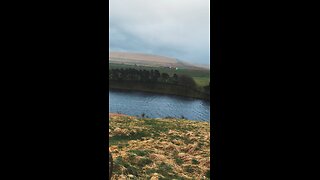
{"left": 109, "top": 63, "right": 210, "bottom": 87}
{"left": 193, "top": 77, "right": 210, "bottom": 87}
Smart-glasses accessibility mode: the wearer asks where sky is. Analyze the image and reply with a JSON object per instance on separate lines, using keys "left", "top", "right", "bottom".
{"left": 109, "top": 0, "right": 210, "bottom": 65}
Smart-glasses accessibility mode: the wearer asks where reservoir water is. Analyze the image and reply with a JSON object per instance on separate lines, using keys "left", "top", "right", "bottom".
{"left": 109, "top": 89, "right": 210, "bottom": 121}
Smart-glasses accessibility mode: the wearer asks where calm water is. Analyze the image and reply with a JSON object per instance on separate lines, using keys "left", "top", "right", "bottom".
{"left": 109, "top": 90, "right": 210, "bottom": 121}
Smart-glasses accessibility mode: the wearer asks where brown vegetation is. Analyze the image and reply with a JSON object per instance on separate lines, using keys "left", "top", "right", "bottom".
{"left": 109, "top": 113, "right": 210, "bottom": 179}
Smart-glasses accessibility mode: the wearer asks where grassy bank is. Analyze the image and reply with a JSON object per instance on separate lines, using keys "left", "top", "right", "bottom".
{"left": 109, "top": 80, "right": 210, "bottom": 101}
{"left": 109, "top": 114, "right": 210, "bottom": 179}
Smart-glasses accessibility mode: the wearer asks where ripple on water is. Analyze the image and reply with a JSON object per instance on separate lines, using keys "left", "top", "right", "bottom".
{"left": 109, "top": 90, "right": 210, "bottom": 121}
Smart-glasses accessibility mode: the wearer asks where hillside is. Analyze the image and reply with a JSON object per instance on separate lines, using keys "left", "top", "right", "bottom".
{"left": 109, "top": 113, "right": 210, "bottom": 179}
{"left": 109, "top": 52, "right": 209, "bottom": 70}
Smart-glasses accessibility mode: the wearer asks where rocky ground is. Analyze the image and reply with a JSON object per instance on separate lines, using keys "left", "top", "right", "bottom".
{"left": 109, "top": 113, "right": 210, "bottom": 180}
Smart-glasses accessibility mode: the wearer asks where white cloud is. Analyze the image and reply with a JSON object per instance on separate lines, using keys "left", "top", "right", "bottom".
{"left": 109, "top": 0, "right": 210, "bottom": 65}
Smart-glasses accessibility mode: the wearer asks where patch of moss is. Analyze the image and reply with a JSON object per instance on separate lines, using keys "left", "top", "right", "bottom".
{"left": 137, "top": 157, "right": 153, "bottom": 167}
{"left": 192, "top": 159, "right": 199, "bottom": 165}
{"left": 185, "top": 165, "right": 194, "bottom": 173}
{"left": 174, "top": 157, "right": 184, "bottom": 165}
{"left": 109, "top": 131, "right": 150, "bottom": 146}
{"left": 205, "top": 170, "right": 210, "bottom": 178}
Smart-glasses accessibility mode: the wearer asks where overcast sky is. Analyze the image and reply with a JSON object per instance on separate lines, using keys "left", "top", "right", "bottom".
{"left": 109, "top": 0, "right": 210, "bottom": 65}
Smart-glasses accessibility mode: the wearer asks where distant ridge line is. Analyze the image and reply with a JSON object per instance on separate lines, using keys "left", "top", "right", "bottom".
{"left": 109, "top": 51, "right": 209, "bottom": 70}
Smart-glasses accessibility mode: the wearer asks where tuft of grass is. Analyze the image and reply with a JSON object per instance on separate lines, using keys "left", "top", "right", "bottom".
{"left": 205, "top": 170, "right": 211, "bottom": 178}
{"left": 192, "top": 159, "right": 199, "bottom": 165}
{"left": 109, "top": 131, "right": 150, "bottom": 145}
{"left": 175, "top": 157, "right": 184, "bottom": 165}
{"left": 185, "top": 165, "right": 194, "bottom": 173}
{"left": 127, "top": 149, "right": 151, "bottom": 157}
{"left": 158, "top": 162, "right": 173, "bottom": 176}
{"left": 137, "top": 157, "right": 153, "bottom": 167}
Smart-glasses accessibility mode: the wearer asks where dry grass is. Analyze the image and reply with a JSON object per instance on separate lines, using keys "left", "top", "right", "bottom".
{"left": 109, "top": 52, "right": 200, "bottom": 70}
{"left": 109, "top": 114, "right": 210, "bottom": 179}
{"left": 109, "top": 52, "right": 178, "bottom": 64}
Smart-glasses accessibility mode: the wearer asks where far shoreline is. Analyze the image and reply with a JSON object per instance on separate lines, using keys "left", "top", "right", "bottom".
{"left": 109, "top": 83, "right": 210, "bottom": 101}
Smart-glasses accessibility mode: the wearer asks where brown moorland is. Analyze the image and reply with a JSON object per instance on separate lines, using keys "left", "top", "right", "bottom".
{"left": 109, "top": 113, "right": 210, "bottom": 180}
{"left": 109, "top": 52, "right": 209, "bottom": 70}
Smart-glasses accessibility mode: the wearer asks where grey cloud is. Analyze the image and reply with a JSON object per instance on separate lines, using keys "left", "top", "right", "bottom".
{"left": 109, "top": 0, "right": 210, "bottom": 65}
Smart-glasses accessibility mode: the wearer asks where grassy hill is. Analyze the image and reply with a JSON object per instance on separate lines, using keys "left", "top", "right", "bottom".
{"left": 109, "top": 51, "right": 209, "bottom": 71}
{"left": 109, "top": 113, "right": 210, "bottom": 180}
{"left": 109, "top": 52, "right": 181, "bottom": 68}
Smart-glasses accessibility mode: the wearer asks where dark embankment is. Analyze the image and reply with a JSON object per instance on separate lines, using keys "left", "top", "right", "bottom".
{"left": 109, "top": 80, "right": 210, "bottom": 101}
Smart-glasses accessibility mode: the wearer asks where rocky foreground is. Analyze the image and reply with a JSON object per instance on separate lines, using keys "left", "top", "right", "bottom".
{"left": 109, "top": 113, "right": 210, "bottom": 180}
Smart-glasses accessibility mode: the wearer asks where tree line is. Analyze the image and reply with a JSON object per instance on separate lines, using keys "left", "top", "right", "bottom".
{"left": 109, "top": 68, "right": 198, "bottom": 89}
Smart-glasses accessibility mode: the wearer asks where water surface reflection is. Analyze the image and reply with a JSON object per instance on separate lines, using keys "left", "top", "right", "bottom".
{"left": 109, "top": 90, "right": 210, "bottom": 121}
